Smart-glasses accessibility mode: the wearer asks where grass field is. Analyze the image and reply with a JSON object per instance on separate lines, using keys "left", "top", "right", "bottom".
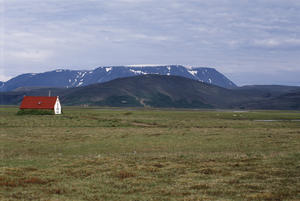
{"left": 0, "top": 107, "right": 300, "bottom": 201}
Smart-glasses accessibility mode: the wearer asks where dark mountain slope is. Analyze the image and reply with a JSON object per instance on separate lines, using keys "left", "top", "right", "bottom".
{"left": 0, "top": 87, "right": 67, "bottom": 106}
{"left": 0, "top": 75, "right": 299, "bottom": 110}
{"left": 62, "top": 75, "right": 237, "bottom": 108}
{"left": 55, "top": 75, "right": 266, "bottom": 108}
{"left": 239, "top": 90, "right": 300, "bottom": 110}
{"left": 0, "top": 75, "right": 241, "bottom": 108}
{"left": 233, "top": 85, "right": 300, "bottom": 98}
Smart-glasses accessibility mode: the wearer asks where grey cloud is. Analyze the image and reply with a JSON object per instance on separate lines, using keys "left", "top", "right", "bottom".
{"left": 252, "top": 38, "right": 300, "bottom": 49}
{"left": 1, "top": 0, "right": 300, "bottom": 85}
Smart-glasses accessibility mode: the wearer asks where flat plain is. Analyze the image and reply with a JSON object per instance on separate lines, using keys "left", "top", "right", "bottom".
{"left": 0, "top": 107, "right": 300, "bottom": 200}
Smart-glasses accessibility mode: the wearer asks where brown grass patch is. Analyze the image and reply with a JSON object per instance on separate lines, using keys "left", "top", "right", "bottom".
{"left": 153, "top": 163, "right": 164, "bottom": 168}
{"left": 190, "top": 184, "right": 210, "bottom": 190}
{"left": 22, "top": 177, "right": 48, "bottom": 185}
{"left": 115, "top": 170, "right": 136, "bottom": 179}
{"left": 147, "top": 133, "right": 163, "bottom": 137}
{"left": 195, "top": 168, "right": 220, "bottom": 175}
{"left": 0, "top": 176, "right": 50, "bottom": 187}
{"left": 48, "top": 187, "right": 68, "bottom": 195}
{"left": 246, "top": 192, "right": 289, "bottom": 201}
{"left": 64, "top": 168, "right": 95, "bottom": 178}
{"left": 131, "top": 122, "right": 156, "bottom": 127}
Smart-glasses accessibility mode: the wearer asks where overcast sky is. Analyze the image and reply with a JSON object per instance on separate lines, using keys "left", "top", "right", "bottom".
{"left": 1, "top": 0, "right": 300, "bottom": 86}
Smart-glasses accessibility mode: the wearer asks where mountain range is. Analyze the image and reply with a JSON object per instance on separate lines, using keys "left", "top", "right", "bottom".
{"left": 1, "top": 75, "right": 299, "bottom": 110}
{"left": 0, "top": 65, "right": 236, "bottom": 92}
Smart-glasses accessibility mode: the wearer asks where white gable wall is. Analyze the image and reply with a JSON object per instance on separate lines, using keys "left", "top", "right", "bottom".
{"left": 54, "top": 97, "right": 62, "bottom": 114}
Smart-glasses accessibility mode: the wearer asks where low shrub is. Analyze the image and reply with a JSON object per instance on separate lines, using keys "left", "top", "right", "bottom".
{"left": 17, "top": 109, "right": 54, "bottom": 115}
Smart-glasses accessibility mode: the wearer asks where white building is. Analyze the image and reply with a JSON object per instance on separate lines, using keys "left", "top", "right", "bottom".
{"left": 20, "top": 96, "right": 62, "bottom": 115}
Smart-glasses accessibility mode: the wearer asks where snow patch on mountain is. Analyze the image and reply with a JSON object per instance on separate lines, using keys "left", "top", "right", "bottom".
{"left": 188, "top": 70, "right": 198, "bottom": 76}
{"left": 81, "top": 72, "right": 87, "bottom": 77}
{"left": 77, "top": 81, "right": 83, "bottom": 86}
{"left": 129, "top": 69, "right": 148, "bottom": 75}
{"left": 126, "top": 64, "right": 166, "bottom": 67}
{"left": 105, "top": 67, "right": 112, "bottom": 72}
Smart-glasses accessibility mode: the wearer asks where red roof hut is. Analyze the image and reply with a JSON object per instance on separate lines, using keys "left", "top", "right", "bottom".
{"left": 20, "top": 96, "right": 61, "bottom": 114}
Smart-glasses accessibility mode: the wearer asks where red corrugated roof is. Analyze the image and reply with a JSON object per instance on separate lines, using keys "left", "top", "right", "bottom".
{"left": 20, "top": 96, "right": 58, "bottom": 109}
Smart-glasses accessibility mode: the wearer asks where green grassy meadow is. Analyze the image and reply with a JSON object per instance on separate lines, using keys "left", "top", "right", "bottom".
{"left": 0, "top": 107, "right": 300, "bottom": 200}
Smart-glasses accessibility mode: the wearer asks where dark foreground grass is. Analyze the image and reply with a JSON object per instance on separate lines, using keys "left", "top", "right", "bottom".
{"left": 0, "top": 107, "right": 300, "bottom": 200}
